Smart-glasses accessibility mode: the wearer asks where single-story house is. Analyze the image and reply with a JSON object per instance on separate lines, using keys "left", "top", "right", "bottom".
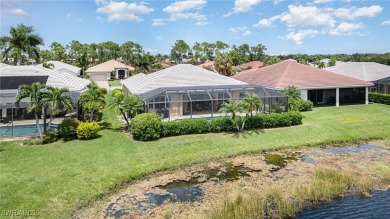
{"left": 197, "top": 61, "right": 215, "bottom": 69}
{"left": 39, "top": 60, "right": 81, "bottom": 76}
{"left": 86, "top": 60, "right": 130, "bottom": 81}
{"left": 326, "top": 62, "right": 390, "bottom": 94}
{"left": 232, "top": 60, "right": 373, "bottom": 107}
{"left": 0, "top": 65, "right": 90, "bottom": 120}
{"left": 121, "top": 64, "right": 287, "bottom": 120}
{"left": 236, "top": 61, "right": 264, "bottom": 71}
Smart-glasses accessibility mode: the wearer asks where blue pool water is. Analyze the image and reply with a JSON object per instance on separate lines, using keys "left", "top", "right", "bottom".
{"left": 0, "top": 124, "right": 57, "bottom": 137}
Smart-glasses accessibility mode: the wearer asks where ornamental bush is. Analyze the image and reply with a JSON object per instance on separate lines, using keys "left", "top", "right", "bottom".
{"left": 369, "top": 92, "right": 390, "bottom": 105}
{"left": 209, "top": 117, "right": 236, "bottom": 132}
{"left": 161, "top": 118, "right": 209, "bottom": 137}
{"left": 77, "top": 121, "right": 100, "bottom": 140}
{"left": 131, "top": 113, "right": 162, "bottom": 141}
{"left": 298, "top": 100, "right": 313, "bottom": 112}
{"left": 58, "top": 118, "right": 80, "bottom": 140}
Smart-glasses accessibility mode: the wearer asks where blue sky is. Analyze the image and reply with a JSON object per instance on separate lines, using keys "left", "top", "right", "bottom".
{"left": 1, "top": 0, "right": 390, "bottom": 55}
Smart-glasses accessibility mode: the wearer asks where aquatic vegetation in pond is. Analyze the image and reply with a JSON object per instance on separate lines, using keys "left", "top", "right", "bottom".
{"left": 264, "top": 154, "right": 298, "bottom": 171}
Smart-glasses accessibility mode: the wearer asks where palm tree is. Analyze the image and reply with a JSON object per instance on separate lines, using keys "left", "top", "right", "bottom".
{"left": 241, "top": 93, "right": 262, "bottom": 117}
{"left": 107, "top": 90, "right": 131, "bottom": 127}
{"left": 281, "top": 86, "right": 302, "bottom": 111}
{"left": 79, "top": 82, "right": 105, "bottom": 122}
{"left": 123, "top": 95, "right": 144, "bottom": 120}
{"left": 42, "top": 87, "right": 73, "bottom": 130}
{"left": 0, "top": 24, "right": 44, "bottom": 65}
{"left": 14, "top": 82, "right": 46, "bottom": 138}
{"left": 214, "top": 53, "right": 235, "bottom": 76}
{"left": 219, "top": 100, "right": 244, "bottom": 131}
{"left": 42, "top": 62, "right": 54, "bottom": 69}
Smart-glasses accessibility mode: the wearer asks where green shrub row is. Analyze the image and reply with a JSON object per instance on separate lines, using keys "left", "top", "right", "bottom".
{"left": 369, "top": 92, "right": 390, "bottom": 105}
{"left": 131, "top": 111, "right": 303, "bottom": 141}
{"left": 58, "top": 118, "right": 100, "bottom": 140}
{"left": 298, "top": 100, "right": 313, "bottom": 112}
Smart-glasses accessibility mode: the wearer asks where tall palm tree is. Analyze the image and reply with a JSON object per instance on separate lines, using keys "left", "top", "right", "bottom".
{"left": 79, "top": 82, "right": 105, "bottom": 122}
{"left": 14, "top": 82, "right": 46, "bottom": 138}
{"left": 42, "top": 87, "right": 73, "bottom": 130}
{"left": 241, "top": 93, "right": 262, "bottom": 117}
{"left": 0, "top": 24, "right": 44, "bottom": 65}
{"left": 281, "top": 86, "right": 302, "bottom": 111}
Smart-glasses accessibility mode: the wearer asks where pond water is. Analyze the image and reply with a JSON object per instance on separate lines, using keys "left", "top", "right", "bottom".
{"left": 296, "top": 189, "right": 390, "bottom": 219}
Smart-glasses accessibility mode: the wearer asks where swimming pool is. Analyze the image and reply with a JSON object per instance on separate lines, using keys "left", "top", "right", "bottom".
{"left": 0, "top": 124, "right": 57, "bottom": 137}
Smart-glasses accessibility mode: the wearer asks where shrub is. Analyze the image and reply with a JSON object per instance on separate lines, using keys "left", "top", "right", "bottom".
{"left": 131, "top": 113, "right": 162, "bottom": 141}
{"left": 210, "top": 117, "right": 236, "bottom": 132}
{"left": 99, "top": 87, "right": 107, "bottom": 95}
{"left": 43, "top": 130, "right": 58, "bottom": 144}
{"left": 369, "top": 92, "right": 390, "bottom": 105}
{"left": 58, "top": 118, "right": 80, "bottom": 140}
{"left": 22, "top": 137, "right": 44, "bottom": 146}
{"left": 77, "top": 121, "right": 100, "bottom": 140}
{"left": 161, "top": 118, "right": 209, "bottom": 137}
{"left": 298, "top": 100, "right": 313, "bottom": 112}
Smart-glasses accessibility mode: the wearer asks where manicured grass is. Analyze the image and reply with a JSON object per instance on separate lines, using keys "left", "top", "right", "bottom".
{"left": 0, "top": 104, "right": 389, "bottom": 218}
{"left": 108, "top": 79, "right": 121, "bottom": 86}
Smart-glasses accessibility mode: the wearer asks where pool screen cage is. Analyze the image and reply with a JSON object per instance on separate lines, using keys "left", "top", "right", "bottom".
{"left": 139, "top": 84, "right": 289, "bottom": 120}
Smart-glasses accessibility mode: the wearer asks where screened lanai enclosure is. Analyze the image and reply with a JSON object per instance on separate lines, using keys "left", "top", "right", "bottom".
{"left": 139, "top": 85, "right": 288, "bottom": 120}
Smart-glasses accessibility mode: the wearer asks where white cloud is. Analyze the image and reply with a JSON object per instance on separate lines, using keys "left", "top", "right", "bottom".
{"left": 155, "top": 36, "right": 163, "bottom": 40}
{"left": 280, "top": 5, "right": 335, "bottom": 28}
{"left": 163, "top": 0, "right": 207, "bottom": 21}
{"left": 1, "top": 8, "right": 29, "bottom": 17}
{"left": 253, "top": 18, "right": 272, "bottom": 28}
{"left": 152, "top": 19, "right": 165, "bottom": 26}
{"left": 333, "top": 5, "right": 383, "bottom": 20}
{"left": 224, "top": 0, "right": 261, "bottom": 17}
{"left": 313, "top": 0, "right": 333, "bottom": 4}
{"left": 285, "top": 29, "right": 319, "bottom": 44}
{"left": 196, "top": 21, "right": 208, "bottom": 26}
{"left": 274, "top": 0, "right": 285, "bottom": 5}
{"left": 242, "top": 30, "right": 252, "bottom": 36}
{"left": 66, "top": 13, "right": 74, "bottom": 19}
{"left": 96, "top": 1, "right": 154, "bottom": 22}
{"left": 329, "top": 22, "right": 364, "bottom": 35}
{"left": 381, "top": 20, "right": 390, "bottom": 25}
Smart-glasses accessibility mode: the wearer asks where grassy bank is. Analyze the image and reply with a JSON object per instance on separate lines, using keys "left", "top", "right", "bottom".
{"left": 208, "top": 165, "right": 390, "bottom": 219}
{"left": 0, "top": 104, "right": 389, "bottom": 218}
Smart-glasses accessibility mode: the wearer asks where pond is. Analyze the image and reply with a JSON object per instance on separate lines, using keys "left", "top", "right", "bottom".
{"left": 297, "top": 189, "right": 390, "bottom": 219}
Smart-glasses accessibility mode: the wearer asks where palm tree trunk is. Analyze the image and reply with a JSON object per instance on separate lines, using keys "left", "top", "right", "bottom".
{"left": 121, "top": 110, "right": 130, "bottom": 127}
{"left": 17, "top": 47, "right": 22, "bottom": 66}
{"left": 89, "top": 109, "right": 94, "bottom": 122}
{"left": 43, "top": 106, "right": 47, "bottom": 132}
{"left": 35, "top": 113, "right": 42, "bottom": 139}
{"left": 48, "top": 116, "right": 54, "bottom": 129}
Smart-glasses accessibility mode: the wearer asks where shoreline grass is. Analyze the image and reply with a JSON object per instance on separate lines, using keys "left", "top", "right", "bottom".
{"left": 208, "top": 166, "right": 386, "bottom": 219}
{"left": 0, "top": 104, "right": 389, "bottom": 218}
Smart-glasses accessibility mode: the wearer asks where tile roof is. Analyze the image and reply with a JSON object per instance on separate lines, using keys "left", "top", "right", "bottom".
{"left": 325, "top": 62, "right": 390, "bottom": 82}
{"left": 232, "top": 60, "right": 373, "bottom": 89}
{"left": 86, "top": 60, "right": 128, "bottom": 73}
{"left": 0, "top": 65, "right": 90, "bottom": 91}
{"left": 197, "top": 61, "right": 214, "bottom": 68}
{"left": 236, "top": 61, "right": 264, "bottom": 70}
{"left": 40, "top": 61, "right": 81, "bottom": 76}
{"left": 121, "top": 64, "right": 246, "bottom": 94}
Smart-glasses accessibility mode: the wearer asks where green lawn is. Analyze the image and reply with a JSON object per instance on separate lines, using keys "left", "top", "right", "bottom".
{"left": 0, "top": 104, "right": 389, "bottom": 218}
{"left": 108, "top": 79, "right": 122, "bottom": 86}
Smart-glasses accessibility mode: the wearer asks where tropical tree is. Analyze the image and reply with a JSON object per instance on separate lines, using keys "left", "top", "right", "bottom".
{"left": 214, "top": 53, "right": 235, "bottom": 76}
{"left": 170, "top": 40, "right": 190, "bottom": 63}
{"left": 281, "top": 86, "right": 302, "bottom": 111}
{"left": 328, "top": 57, "right": 336, "bottom": 67}
{"left": 50, "top": 42, "right": 66, "bottom": 61}
{"left": 14, "top": 82, "right": 46, "bottom": 138}
{"left": 107, "top": 90, "right": 130, "bottom": 127}
{"left": 42, "top": 62, "right": 54, "bottom": 69}
{"left": 219, "top": 100, "right": 244, "bottom": 131}
{"left": 79, "top": 82, "right": 106, "bottom": 122}
{"left": 241, "top": 93, "right": 262, "bottom": 117}
{"left": 42, "top": 87, "right": 73, "bottom": 130}
{"left": 123, "top": 95, "right": 144, "bottom": 120}
{"left": 0, "top": 24, "right": 44, "bottom": 65}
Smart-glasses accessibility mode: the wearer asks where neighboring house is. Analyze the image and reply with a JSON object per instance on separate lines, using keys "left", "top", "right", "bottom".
{"left": 197, "top": 61, "right": 214, "bottom": 69}
{"left": 158, "top": 60, "right": 173, "bottom": 69}
{"left": 86, "top": 60, "right": 130, "bottom": 81}
{"left": 232, "top": 60, "right": 373, "bottom": 107}
{"left": 0, "top": 65, "right": 90, "bottom": 120}
{"left": 326, "top": 62, "right": 390, "bottom": 94}
{"left": 236, "top": 61, "right": 264, "bottom": 71}
{"left": 40, "top": 60, "right": 81, "bottom": 76}
{"left": 121, "top": 64, "right": 287, "bottom": 120}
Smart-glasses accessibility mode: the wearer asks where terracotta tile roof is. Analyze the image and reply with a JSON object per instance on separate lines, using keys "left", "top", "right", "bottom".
{"left": 86, "top": 60, "right": 128, "bottom": 73}
{"left": 197, "top": 61, "right": 214, "bottom": 68}
{"left": 232, "top": 60, "right": 373, "bottom": 89}
{"left": 236, "top": 61, "right": 264, "bottom": 70}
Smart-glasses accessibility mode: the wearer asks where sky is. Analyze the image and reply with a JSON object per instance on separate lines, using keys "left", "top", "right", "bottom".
{"left": 1, "top": 0, "right": 390, "bottom": 55}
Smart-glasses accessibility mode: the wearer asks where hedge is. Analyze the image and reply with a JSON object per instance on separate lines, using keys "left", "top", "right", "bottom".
{"left": 77, "top": 121, "right": 100, "bottom": 140}
{"left": 132, "top": 111, "right": 303, "bottom": 141}
{"left": 369, "top": 92, "right": 390, "bottom": 105}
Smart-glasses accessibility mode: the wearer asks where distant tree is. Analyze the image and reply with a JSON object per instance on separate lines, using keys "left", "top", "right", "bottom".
{"left": 250, "top": 44, "right": 267, "bottom": 61}
{"left": 50, "top": 42, "right": 66, "bottom": 61}
{"left": 328, "top": 57, "right": 336, "bottom": 67}
{"left": 0, "top": 24, "right": 44, "bottom": 65}
{"left": 42, "top": 62, "right": 54, "bottom": 69}
{"left": 214, "top": 53, "right": 235, "bottom": 76}
{"left": 215, "top": 41, "right": 229, "bottom": 54}
{"left": 170, "top": 40, "right": 190, "bottom": 64}
{"left": 264, "top": 56, "right": 281, "bottom": 66}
